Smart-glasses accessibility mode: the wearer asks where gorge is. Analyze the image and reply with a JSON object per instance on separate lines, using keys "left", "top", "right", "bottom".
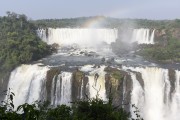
{"left": 2, "top": 27, "right": 180, "bottom": 120}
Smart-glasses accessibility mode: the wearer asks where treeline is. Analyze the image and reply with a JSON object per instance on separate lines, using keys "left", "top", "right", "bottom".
{"left": 0, "top": 12, "right": 53, "bottom": 72}
{"left": 33, "top": 16, "right": 180, "bottom": 29}
{"left": 33, "top": 16, "right": 120, "bottom": 28}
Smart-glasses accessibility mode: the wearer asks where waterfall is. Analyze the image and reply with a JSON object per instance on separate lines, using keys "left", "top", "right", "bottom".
{"left": 130, "top": 72, "right": 144, "bottom": 118}
{"left": 134, "top": 67, "right": 169, "bottom": 120}
{"left": 37, "top": 28, "right": 156, "bottom": 45}
{"left": 170, "top": 70, "right": 180, "bottom": 120}
{"left": 37, "top": 28, "right": 118, "bottom": 47}
{"left": 123, "top": 66, "right": 180, "bottom": 120}
{"left": 150, "top": 29, "right": 155, "bottom": 44}
{"left": 131, "top": 28, "right": 155, "bottom": 44}
{"left": 86, "top": 66, "right": 107, "bottom": 101}
{"left": 37, "top": 29, "right": 47, "bottom": 42}
{"left": 6, "top": 64, "right": 107, "bottom": 108}
{"left": 51, "top": 72, "right": 72, "bottom": 106}
{"left": 5, "top": 64, "right": 49, "bottom": 109}
{"left": 5, "top": 62, "right": 180, "bottom": 120}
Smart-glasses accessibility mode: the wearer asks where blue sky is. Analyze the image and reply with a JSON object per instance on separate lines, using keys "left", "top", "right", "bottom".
{"left": 0, "top": 0, "right": 179, "bottom": 20}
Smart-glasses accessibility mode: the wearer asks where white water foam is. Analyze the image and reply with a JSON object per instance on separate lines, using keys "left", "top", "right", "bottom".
{"left": 5, "top": 64, "right": 49, "bottom": 109}
{"left": 131, "top": 28, "right": 155, "bottom": 44}
{"left": 123, "top": 66, "right": 180, "bottom": 120}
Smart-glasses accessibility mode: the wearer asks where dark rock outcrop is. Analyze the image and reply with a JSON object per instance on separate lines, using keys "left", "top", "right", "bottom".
{"left": 168, "top": 69, "right": 176, "bottom": 101}
{"left": 155, "top": 28, "right": 180, "bottom": 43}
{"left": 46, "top": 68, "right": 60, "bottom": 101}
{"left": 0, "top": 72, "right": 11, "bottom": 102}
{"left": 72, "top": 69, "right": 86, "bottom": 101}
{"left": 104, "top": 67, "right": 132, "bottom": 111}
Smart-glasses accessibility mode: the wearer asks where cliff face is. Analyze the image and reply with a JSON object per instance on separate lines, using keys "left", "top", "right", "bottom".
{"left": 45, "top": 66, "right": 134, "bottom": 110}
{"left": 103, "top": 67, "right": 132, "bottom": 111}
{"left": 46, "top": 68, "right": 61, "bottom": 101}
{"left": 155, "top": 29, "right": 166, "bottom": 39}
{"left": 154, "top": 28, "right": 180, "bottom": 41}
{"left": 0, "top": 72, "right": 10, "bottom": 102}
{"left": 169, "top": 28, "right": 180, "bottom": 39}
{"left": 72, "top": 70, "right": 88, "bottom": 101}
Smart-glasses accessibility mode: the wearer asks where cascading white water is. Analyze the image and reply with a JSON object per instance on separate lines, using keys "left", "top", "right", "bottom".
{"left": 130, "top": 72, "right": 144, "bottom": 118}
{"left": 37, "top": 28, "right": 118, "bottom": 47}
{"left": 170, "top": 70, "right": 180, "bottom": 120}
{"left": 5, "top": 61, "right": 180, "bottom": 120}
{"left": 38, "top": 28, "right": 156, "bottom": 45}
{"left": 6, "top": 64, "right": 107, "bottom": 108}
{"left": 37, "top": 29, "right": 47, "bottom": 42}
{"left": 5, "top": 64, "right": 49, "bottom": 109}
{"left": 50, "top": 65, "right": 108, "bottom": 105}
{"left": 136, "top": 67, "right": 169, "bottom": 120}
{"left": 85, "top": 65, "right": 107, "bottom": 101}
{"left": 123, "top": 66, "right": 180, "bottom": 120}
{"left": 51, "top": 72, "right": 72, "bottom": 106}
{"left": 131, "top": 28, "right": 155, "bottom": 44}
{"left": 51, "top": 74, "right": 56, "bottom": 105}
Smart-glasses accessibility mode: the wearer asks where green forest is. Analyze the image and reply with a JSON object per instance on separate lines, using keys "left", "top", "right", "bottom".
{"left": 0, "top": 12, "right": 53, "bottom": 72}
{"left": 137, "top": 38, "right": 180, "bottom": 62}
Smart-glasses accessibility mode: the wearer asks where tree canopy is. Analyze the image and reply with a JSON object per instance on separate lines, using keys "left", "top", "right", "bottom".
{"left": 0, "top": 12, "right": 52, "bottom": 71}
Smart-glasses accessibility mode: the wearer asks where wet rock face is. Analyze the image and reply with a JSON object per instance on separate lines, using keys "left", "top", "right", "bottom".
{"left": 121, "top": 71, "right": 132, "bottom": 111}
{"left": 0, "top": 72, "right": 10, "bottom": 102}
{"left": 128, "top": 70, "right": 144, "bottom": 89}
{"left": 135, "top": 72, "right": 144, "bottom": 88}
{"left": 155, "top": 28, "right": 180, "bottom": 43}
{"left": 104, "top": 67, "right": 132, "bottom": 111}
{"left": 155, "top": 29, "right": 166, "bottom": 38}
{"left": 154, "top": 29, "right": 168, "bottom": 45}
{"left": 46, "top": 68, "right": 60, "bottom": 101}
{"left": 82, "top": 76, "right": 89, "bottom": 99}
{"left": 170, "top": 28, "right": 180, "bottom": 39}
{"left": 168, "top": 69, "right": 176, "bottom": 100}
{"left": 45, "top": 68, "right": 88, "bottom": 104}
{"left": 72, "top": 70, "right": 85, "bottom": 101}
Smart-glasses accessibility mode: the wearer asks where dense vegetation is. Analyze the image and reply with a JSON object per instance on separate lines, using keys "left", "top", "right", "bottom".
{"left": 137, "top": 38, "right": 180, "bottom": 62}
{"left": 0, "top": 12, "right": 53, "bottom": 72}
{"left": 0, "top": 91, "right": 143, "bottom": 120}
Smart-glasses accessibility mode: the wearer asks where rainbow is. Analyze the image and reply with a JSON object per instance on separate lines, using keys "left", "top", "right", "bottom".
{"left": 81, "top": 16, "right": 107, "bottom": 28}
{"left": 81, "top": 7, "right": 129, "bottom": 28}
